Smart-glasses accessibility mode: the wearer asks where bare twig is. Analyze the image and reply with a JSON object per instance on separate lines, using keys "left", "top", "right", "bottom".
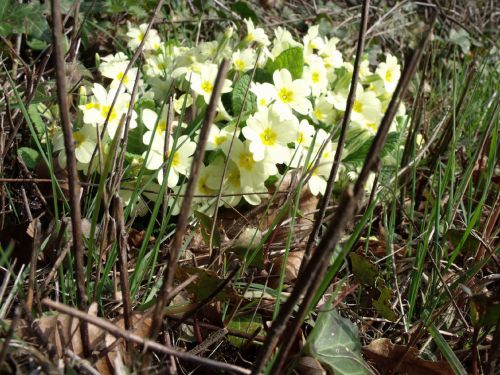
{"left": 112, "top": 196, "right": 132, "bottom": 333}
{"left": 50, "top": 0, "right": 90, "bottom": 357}
{"left": 42, "top": 299, "right": 251, "bottom": 375}
{"left": 301, "top": 0, "right": 370, "bottom": 274}
{"left": 252, "top": 17, "right": 435, "bottom": 375}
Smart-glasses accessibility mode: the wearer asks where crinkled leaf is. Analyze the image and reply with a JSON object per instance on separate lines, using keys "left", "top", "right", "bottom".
{"left": 373, "top": 286, "right": 397, "bottom": 321}
{"left": 174, "top": 267, "right": 240, "bottom": 301}
{"left": 305, "top": 309, "right": 373, "bottom": 375}
{"left": 231, "top": 73, "right": 256, "bottom": 115}
{"left": 18, "top": 147, "right": 40, "bottom": 169}
{"left": 350, "top": 253, "right": 378, "bottom": 287}
{"left": 344, "top": 132, "right": 400, "bottom": 166}
{"left": 265, "top": 47, "right": 304, "bottom": 80}
{"left": 194, "top": 211, "right": 221, "bottom": 249}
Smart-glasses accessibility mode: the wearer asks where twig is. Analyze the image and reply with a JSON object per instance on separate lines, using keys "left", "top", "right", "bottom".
{"left": 189, "top": 328, "right": 228, "bottom": 355}
{"left": 112, "top": 196, "right": 132, "bottom": 333}
{"left": 251, "top": 17, "right": 435, "bottom": 375}
{"left": 147, "top": 59, "right": 230, "bottom": 343}
{"left": 41, "top": 299, "right": 251, "bottom": 375}
{"left": 487, "top": 317, "right": 500, "bottom": 375}
{"left": 50, "top": 0, "right": 90, "bottom": 357}
{"left": 301, "top": 0, "right": 370, "bottom": 275}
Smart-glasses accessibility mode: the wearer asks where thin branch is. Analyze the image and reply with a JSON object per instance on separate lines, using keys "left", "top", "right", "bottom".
{"left": 41, "top": 299, "right": 251, "bottom": 375}
{"left": 50, "top": 0, "right": 90, "bottom": 357}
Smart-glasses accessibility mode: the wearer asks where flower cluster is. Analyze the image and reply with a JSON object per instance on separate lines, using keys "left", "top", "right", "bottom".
{"left": 53, "top": 20, "right": 407, "bottom": 216}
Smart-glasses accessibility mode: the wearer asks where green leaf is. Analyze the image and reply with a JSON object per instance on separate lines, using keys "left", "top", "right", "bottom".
{"left": 230, "top": 1, "right": 259, "bottom": 23}
{"left": 27, "top": 104, "right": 46, "bottom": 136}
{"left": 305, "top": 309, "right": 373, "bottom": 375}
{"left": 227, "top": 314, "right": 263, "bottom": 347}
{"left": 265, "top": 47, "right": 304, "bottom": 80}
{"left": 231, "top": 73, "right": 256, "bottom": 115}
{"left": 194, "top": 211, "right": 221, "bottom": 249}
{"left": 350, "top": 253, "right": 378, "bottom": 287}
{"left": 373, "top": 286, "right": 397, "bottom": 321}
{"left": 344, "top": 132, "right": 400, "bottom": 166}
{"left": 17, "top": 147, "right": 40, "bottom": 169}
{"left": 174, "top": 267, "right": 240, "bottom": 301}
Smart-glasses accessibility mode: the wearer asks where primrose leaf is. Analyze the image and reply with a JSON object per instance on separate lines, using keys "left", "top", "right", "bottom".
{"left": 265, "top": 47, "right": 304, "bottom": 80}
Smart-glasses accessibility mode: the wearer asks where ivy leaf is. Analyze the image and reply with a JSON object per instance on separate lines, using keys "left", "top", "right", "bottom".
{"left": 305, "top": 309, "right": 373, "bottom": 375}
{"left": 265, "top": 47, "right": 304, "bottom": 80}
{"left": 231, "top": 73, "right": 256, "bottom": 115}
{"left": 227, "top": 314, "right": 263, "bottom": 347}
{"left": 18, "top": 147, "right": 40, "bottom": 169}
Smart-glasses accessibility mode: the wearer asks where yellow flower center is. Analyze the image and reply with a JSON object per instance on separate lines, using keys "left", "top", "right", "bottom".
{"left": 311, "top": 71, "right": 320, "bottom": 83}
{"left": 197, "top": 177, "right": 212, "bottom": 194}
{"left": 278, "top": 88, "right": 294, "bottom": 104}
{"left": 214, "top": 135, "right": 227, "bottom": 146}
{"left": 313, "top": 108, "right": 323, "bottom": 121}
{"left": 227, "top": 168, "right": 241, "bottom": 188}
{"left": 117, "top": 71, "right": 129, "bottom": 84}
{"left": 259, "top": 98, "right": 267, "bottom": 106}
{"left": 296, "top": 132, "right": 305, "bottom": 144}
{"left": 73, "top": 132, "right": 85, "bottom": 147}
{"left": 201, "top": 80, "right": 213, "bottom": 94}
{"left": 137, "top": 32, "right": 145, "bottom": 42}
{"left": 353, "top": 100, "right": 363, "bottom": 113}
{"left": 171, "top": 151, "right": 180, "bottom": 167}
{"left": 157, "top": 121, "right": 167, "bottom": 134}
{"left": 367, "top": 123, "right": 378, "bottom": 131}
{"left": 234, "top": 59, "right": 246, "bottom": 71}
{"left": 238, "top": 152, "right": 255, "bottom": 171}
{"left": 85, "top": 102, "right": 100, "bottom": 110}
{"left": 260, "top": 128, "right": 277, "bottom": 146}
{"left": 101, "top": 105, "right": 117, "bottom": 122}
{"left": 385, "top": 70, "right": 392, "bottom": 82}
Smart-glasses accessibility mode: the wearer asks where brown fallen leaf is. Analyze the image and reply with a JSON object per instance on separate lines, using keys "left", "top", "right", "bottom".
{"left": 362, "top": 338, "right": 454, "bottom": 375}
{"left": 270, "top": 250, "right": 304, "bottom": 288}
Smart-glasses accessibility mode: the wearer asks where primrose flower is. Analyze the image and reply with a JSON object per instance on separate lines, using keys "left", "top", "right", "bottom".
{"left": 303, "top": 55, "right": 328, "bottom": 96}
{"left": 303, "top": 26, "right": 326, "bottom": 58}
{"left": 319, "top": 38, "right": 343, "bottom": 71}
{"left": 271, "top": 27, "right": 301, "bottom": 58}
{"left": 289, "top": 119, "right": 315, "bottom": 167}
{"left": 173, "top": 94, "right": 193, "bottom": 114}
{"left": 141, "top": 108, "right": 169, "bottom": 151}
{"left": 53, "top": 124, "right": 97, "bottom": 168}
{"left": 271, "top": 69, "right": 311, "bottom": 115}
{"left": 232, "top": 48, "right": 257, "bottom": 72}
{"left": 153, "top": 135, "right": 196, "bottom": 188}
{"left": 229, "top": 139, "right": 274, "bottom": 205}
{"left": 190, "top": 63, "right": 233, "bottom": 104}
{"left": 242, "top": 104, "right": 298, "bottom": 164}
{"left": 126, "top": 23, "right": 161, "bottom": 51}
{"left": 244, "top": 18, "right": 270, "bottom": 47}
{"left": 351, "top": 88, "right": 382, "bottom": 130}
{"left": 79, "top": 83, "right": 137, "bottom": 138}
{"left": 207, "top": 124, "right": 238, "bottom": 154}
{"left": 205, "top": 157, "right": 243, "bottom": 208}
{"left": 99, "top": 53, "right": 139, "bottom": 93}
{"left": 250, "top": 82, "right": 275, "bottom": 109}
{"left": 310, "top": 95, "right": 336, "bottom": 125}
{"left": 375, "top": 54, "right": 401, "bottom": 94}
